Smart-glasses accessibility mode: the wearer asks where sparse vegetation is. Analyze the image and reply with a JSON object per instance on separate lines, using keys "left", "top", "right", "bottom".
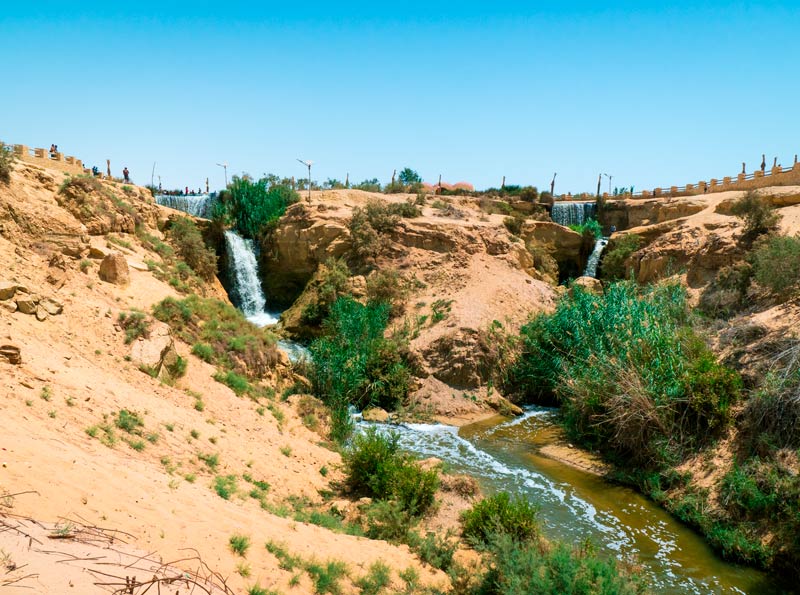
{"left": 730, "top": 190, "right": 780, "bottom": 247}
{"left": 153, "top": 295, "right": 279, "bottom": 388}
{"left": 118, "top": 310, "right": 151, "bottom": 343}
{"left": 213, "top": 474, "right": 237, "bottom": 499}
{"left": 166, "top": 216, "right": 218, "bottom": 281}
{"left": 0, "top": 143, "right": 15, "bottom": 184}
{"left": 229, "top": 533, "right": 251, "bottom": 557}
{"left": 750, "top": 234, "right": 800, "bottom": 298}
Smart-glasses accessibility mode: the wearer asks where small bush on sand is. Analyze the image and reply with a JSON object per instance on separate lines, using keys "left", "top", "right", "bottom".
{"left": 118, "top": 310, "right": 151, "bottom": 343}
{"left": 229, "top": 534, "right": 251, "bottom": 557}
{"left": 730, "top": 190, "right": 779, "bottom": 247}
{"left": 343, "top": 427, "right": 438, "bottom": 517}
{"left": 750, "top": 234, "right": 800, "bottom": 299}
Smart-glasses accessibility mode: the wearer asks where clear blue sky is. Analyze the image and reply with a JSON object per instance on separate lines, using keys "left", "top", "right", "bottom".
{"left": 2, "top": 1, "right": 798, "bottom": 193}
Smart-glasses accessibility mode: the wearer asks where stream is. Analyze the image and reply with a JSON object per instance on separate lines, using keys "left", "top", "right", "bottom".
{"left": 357, "top": 409, "right": 785, "bottom": 595}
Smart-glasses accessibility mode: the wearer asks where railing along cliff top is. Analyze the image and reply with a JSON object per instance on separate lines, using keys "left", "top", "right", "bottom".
{"left": 606, "top": 159, "right": 800, "bottom": 201}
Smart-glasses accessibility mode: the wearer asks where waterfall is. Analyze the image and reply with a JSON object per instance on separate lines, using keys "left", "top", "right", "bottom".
{"left": 583, "top": 237, "right": 609, "bottom": 278}
{"left": 223, "top": 230, "right": 278, "bottom": 326}
{"left": 551, "top": 202, "right": 597, "bottom": 227}
{"left": 155, "top": 193, "right": 217, "bottom": 219}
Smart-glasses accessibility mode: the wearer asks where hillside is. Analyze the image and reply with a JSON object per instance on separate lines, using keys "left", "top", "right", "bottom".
{"left": 0, "top": 162, "right": 469, "bottom": 594}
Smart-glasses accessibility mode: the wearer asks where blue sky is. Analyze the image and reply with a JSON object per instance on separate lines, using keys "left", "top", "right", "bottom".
{"left": 2, "top": 2, "right": 798, "bottom": 193}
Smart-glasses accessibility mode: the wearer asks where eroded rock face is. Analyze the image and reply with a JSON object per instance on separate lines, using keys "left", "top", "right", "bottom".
{"left": 520, "top": 221, "right": 586, "bottom": 279}
{"left": 421, "top": 328, "right": 489, "bottom": 390}
{"left": 0, "top": 345, "right": 21, "bottom": 365}
{"left": 262, "top": 204, "right": 351, "bottom": 307}
{"left": 602, "top": 197, "right": 708, "bottom": 231}
{"left": 631, "top": 226, "right": 742, "bottom": 287}
{"left": 99, "top": 253, "right": 130, "bottom": 286}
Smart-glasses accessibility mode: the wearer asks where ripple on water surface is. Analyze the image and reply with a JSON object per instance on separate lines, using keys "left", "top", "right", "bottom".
{"left": 357, "top": 408, "right": 780, "bottom": 595}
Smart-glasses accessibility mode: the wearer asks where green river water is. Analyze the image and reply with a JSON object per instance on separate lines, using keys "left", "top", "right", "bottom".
{"left": 363, "top": 408, "right": 791, "bottom": 594}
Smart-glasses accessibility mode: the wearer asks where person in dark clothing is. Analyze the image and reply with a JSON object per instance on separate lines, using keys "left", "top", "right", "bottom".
{"left": 123, "top": 167, "right": 130, "bottom": 183}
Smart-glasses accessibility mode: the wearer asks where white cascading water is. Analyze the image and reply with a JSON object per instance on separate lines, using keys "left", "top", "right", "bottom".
{"left": 155, "top": 193, "right": 216, "bottom": 219}
{"left": 551, "top": 201, "right": 597, "bottom": 227}
{"left": 583, "top": 237, "right": 609, "bottom": 278}
{"left": 223, "top": 230, "right": 279, "bottom": 326}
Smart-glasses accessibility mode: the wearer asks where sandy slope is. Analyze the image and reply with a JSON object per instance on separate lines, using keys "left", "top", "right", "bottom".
{"left": 0, "top": 162, "right": 449, "bottom": 594}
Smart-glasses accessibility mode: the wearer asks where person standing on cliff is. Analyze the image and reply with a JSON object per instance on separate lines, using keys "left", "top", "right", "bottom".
{"left": 123, "top": 167, "right": 130, "bottom": 183}
{"left": 761, "top": 154, "right": 766, "bottom": 173}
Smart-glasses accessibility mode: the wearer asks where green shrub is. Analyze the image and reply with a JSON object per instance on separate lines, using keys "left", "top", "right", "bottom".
{"left": 568, "top": 218, "right": 603, "bottom": 242}
{"left": 191, "top": 342, "right": 214, "bottom": 362}
{"left": 166, "top": 355, "right": 187, "bottom": 379}
{"left": 476, "top": 532, "right": 646, "bottom": 595}
{"left": 503, "top": 213, "right": 526, "bottom": 236}
{"left": 213, "top": 474, "right": 237, "bottom": 499}
{"left": 510, "top": 282, "right": 740, "bottom": 467}
{"left": 353, "top": 178, "right": 382, "bottom": 192}
{"left": 407, "top": 531, "right": 457, "bottom": 572}
{"left": 198, "top": 452, "right": 219, "bottom": 471}
{"left": 310, "top": 297, "right": 410, "bottom": 420}
{"left": 306, "top": 560, "right": 347, "bottom": 595}
{"left": 115, "top": 409, "right": 144, "bottom": 434}
{"left": 301, "top": 258, "right": 350, "bottom": 326}
{"left": 213, "top": 175, "right": 299, "bottom": 240}
{"left": 166, "top": 216, "right": 218, "bottom": 281}
{"left": 214, "top": 370, "right": 251, "bottom": 395}
{"left": 698, "top": 262, "right": 753, "bottom": 318}
{"left": 365, "top": 268, "right": 406, "bottom": 315}
{"left": 730, "top": 190, "right": 779, "bottom": 247}
{"left": 118, "top": 310, "right": 151, "bottom": 343}
{"left": 750, "top": 234, "right": 800, "bottom": 298}
{"left": 680, "top": 350, "right": 742, "bottom": 438}
{"left": 0, "top": 143, "right": 15, "bottom": 184}
{"left": 354, "top": 561, "right": 391, "bottom": 595}
{"left": 600, "top": 234, "right": 641, "bottom": 281}
{"left": 229, "top": 533, "right": 251, "bottom": 557}
{"left": 343, "top": 428, "right": 439, "bottom": 517}
{"left": 364, "top": 500, "right": 414, "bottom": 542}
{"left": 461, "top": 492, "right": 539, "bottom": 545}
{"left": 719, "top": 464, "right": 776, "bottom": 520}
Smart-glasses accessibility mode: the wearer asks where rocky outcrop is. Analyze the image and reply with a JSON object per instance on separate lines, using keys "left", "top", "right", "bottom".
{"left": 128, "top": 320, "right": 178, "bottom": 380}
{"left": 571, "top": 276, "right": 603, "bottom": 294}
{"left": 0, "top": 282, "right": 64, "bottom": 321}
{"left": 262, "top": 203, "right": 351, "bottom": 307}
{"left": 55, "top": 176, "right": 160, "bottom": 236}
{"left": 0, "top": 345, "right": 21, "bottom": 365}
{"left": 520, "top": 221, "right": 587, "bottom": 279}
{"left": 602, "top": 197, "right": 709, "bottom": 231}
{"left": 99, "top": 253, "right": 130, "bottom": 286}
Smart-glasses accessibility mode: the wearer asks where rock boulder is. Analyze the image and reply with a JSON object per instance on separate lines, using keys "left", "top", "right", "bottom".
{"left": 99, "top": 253, "right": 130, "bottom": 286}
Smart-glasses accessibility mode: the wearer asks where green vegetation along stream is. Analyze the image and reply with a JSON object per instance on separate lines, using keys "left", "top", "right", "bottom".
{"left": 361, "top": 408, "right": 786, "bottom": 594}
